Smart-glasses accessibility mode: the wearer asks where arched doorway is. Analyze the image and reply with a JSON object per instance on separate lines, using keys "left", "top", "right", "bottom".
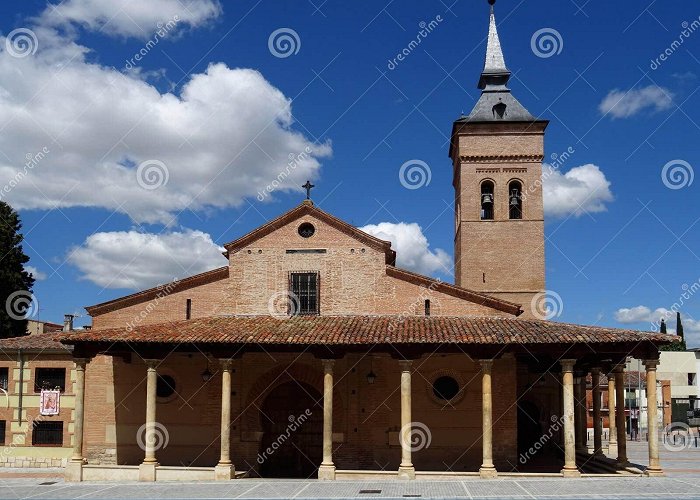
{"left": 258, "top": 381, "right": 323, "bottom": 478}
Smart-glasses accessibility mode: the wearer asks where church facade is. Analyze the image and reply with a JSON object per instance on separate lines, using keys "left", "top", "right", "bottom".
{"left": 61, "top": 1, "right": 673, "bottom": 482}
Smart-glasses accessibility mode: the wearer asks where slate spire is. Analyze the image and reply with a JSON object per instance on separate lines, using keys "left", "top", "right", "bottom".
{"left": 478, "top": 0, "right": 511, "bottom": 90}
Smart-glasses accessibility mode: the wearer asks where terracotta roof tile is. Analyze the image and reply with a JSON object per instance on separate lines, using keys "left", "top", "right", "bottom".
{"left": 0, "top": 333, "right": 72, "bottom": 353}
{"left": 59, "top": 315, "right": 676, "bottom": 347}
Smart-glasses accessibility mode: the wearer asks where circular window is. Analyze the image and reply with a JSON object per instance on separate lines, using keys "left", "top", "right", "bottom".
{"left": 298, "top": 222, "right": 315, "bottom": 238}
{"left": 156, "top": 375, "right": 176, "bottom": 399}
{"left": 432, "top": 376, "right": 460, "bottom": 401}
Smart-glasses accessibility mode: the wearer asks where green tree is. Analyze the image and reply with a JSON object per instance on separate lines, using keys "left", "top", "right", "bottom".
{"left": 0, "top": 201, "right": 35, "bottom": 338}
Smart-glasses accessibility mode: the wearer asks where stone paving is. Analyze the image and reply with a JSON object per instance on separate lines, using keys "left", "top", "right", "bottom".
{"left": 0, "top": 442, "right": 699, "bottom": 499}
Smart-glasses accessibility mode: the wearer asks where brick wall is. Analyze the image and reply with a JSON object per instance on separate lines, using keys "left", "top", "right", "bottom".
{"left": 92, "top": 213, "right": 509, "bottom": 330}
{"left": 83, "top": 352, "right": 517, "bottom": 473}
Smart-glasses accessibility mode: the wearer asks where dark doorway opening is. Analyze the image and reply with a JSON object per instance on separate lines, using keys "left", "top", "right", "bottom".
{"left": 258, "top": 381, "right": 323, "bottom": 478}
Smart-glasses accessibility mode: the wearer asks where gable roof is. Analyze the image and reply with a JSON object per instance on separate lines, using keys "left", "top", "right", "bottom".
{"left": 85, "top": 266, "right": 229, "bottom": 316}
{"left": 386, "top": 266, "right": 522, "bottom": 317}
{"left": 60, "top": 315, "right": 676, "bottom": 348}
{"left": 223, "top": 201, "right": 397, "bottom": 265}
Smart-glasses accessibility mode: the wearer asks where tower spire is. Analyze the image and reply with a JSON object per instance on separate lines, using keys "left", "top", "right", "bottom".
{"left": 479, "top": 0, "right": 511, "bottom": 90}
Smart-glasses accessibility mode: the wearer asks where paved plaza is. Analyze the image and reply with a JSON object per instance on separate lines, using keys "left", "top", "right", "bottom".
{"left": 1, "top": 442, "right": 699, "bottom": 499}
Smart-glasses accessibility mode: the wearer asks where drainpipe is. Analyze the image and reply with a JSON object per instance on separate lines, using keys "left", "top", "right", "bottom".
{"left": 18, "top": 349, "right": 24, "bottom": 425}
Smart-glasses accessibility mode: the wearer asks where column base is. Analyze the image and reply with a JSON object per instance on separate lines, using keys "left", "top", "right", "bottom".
{"left": 561, "top": 466, "right": 581, "bottom": 478}
{"left": 139, "top": 462, "right": 158, "bottom": 482}
{"left": 607, "top": 443, "right": 618, "bottom": 457}
{"left": 215, "top": 463, "right": 235, "bottom": 481}
{"left": 616, "top": 459, "right": 630, "bottom": 470}
{"left": 318, "top": 464, "right": 336, "bottom": 480}
{"left": 479, "top": 466, "right": 498, "bottom": 479}
{"left": 64, "top": 460, "right": 83, "bottom": 482}
{"left": 397, "top": 465, "right": 416, "bottom": 480}
{"left": 646, "top": 467, "right": 664, "bottom": 477}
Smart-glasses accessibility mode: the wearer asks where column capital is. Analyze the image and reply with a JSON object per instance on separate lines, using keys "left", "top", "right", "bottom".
{"left": 560, "top": 359, "right": 576, "bottom": 372}
{"left": 144, "top": 359, "right": 160, "bottom": 370}
{"left": 612, "top": 363, "right": 626, "bottom": 374}
{"left": 398, "top": 359, "right": 413, "bottom": 371}
{"left": 219, "top": 358, "right": 233, "bottom": 371}
{"left": 73, "top": 358, "right": 90, "bottom": 369}
{"left": 479, "top": 359, "right": 494, "bottom": 370}
{"left": 643, "top": 359, "right": 660, "bottom": 370}
{"left": 591, "top": 366, "right": 601, "bottom": 374}
{"left": 322, "top": 359, "right": 335, "bottom": 372}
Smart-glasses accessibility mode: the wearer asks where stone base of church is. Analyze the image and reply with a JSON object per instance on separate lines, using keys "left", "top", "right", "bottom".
{"left": 397, "top": 465, "right": 416, "bottom": 480}
{"left": 64, "top": 460, "right": 83, "bottom": 482}
{"left": 139, "top": 462, "right": 158, "bottom": 482}
{"left": 317, "top": 464, "right": 336, "bottom": 480}
{"left": 215, "top": 464, "right": 235, "bottom": 481}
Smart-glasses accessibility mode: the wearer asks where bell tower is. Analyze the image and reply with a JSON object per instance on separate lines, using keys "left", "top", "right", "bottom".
{"left": 450, "top": 0, "right": 548, "bottom": 313}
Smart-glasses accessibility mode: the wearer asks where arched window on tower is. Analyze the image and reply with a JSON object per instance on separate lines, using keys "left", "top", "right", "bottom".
{"left": 480, "top": 181, "right": 494, "bottom": 220}
{"left": 509, "top": 181, "right": 523, "bottom": 220}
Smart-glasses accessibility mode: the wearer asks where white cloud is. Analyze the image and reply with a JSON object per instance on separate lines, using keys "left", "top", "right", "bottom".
{"left": 68, "top": 229, "right": 227, "bottom": 289}
{"left": 359, "top": 222, "right": 451, "bottom": 277}
{"left": 37, "top": 0, "right": 222, "bottom": 38}
{"left": 599, "top": 85, "right": 673, "bottom": 119}
{"left": 25, "top": 265, "right": 47, "bottom": 281}
{"left": 614, "top": 306, "right": 671, "bottom": 324}
{"left": 615, "top": 305, "right": 700, "bottom": 345}
{"left": 0, "top": 5, "right": 330, "bottom": 225}
{"left": 543, "top": 164, "right": 613, "bottom": 218}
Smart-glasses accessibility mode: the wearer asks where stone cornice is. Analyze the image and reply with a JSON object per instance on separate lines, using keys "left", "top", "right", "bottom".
{"left": 460, "top": 154, "right": 544, "bottom": 164}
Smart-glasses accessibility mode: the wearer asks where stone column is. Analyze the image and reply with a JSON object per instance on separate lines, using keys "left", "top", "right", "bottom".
{"left": 215, "top": 359, "right": 235, "bottom": 480}
{"left": 65, "top": 358, "right": 88, "bottom": 482}
{"left": 479, "top": 359, "right": 497, "bottom": 478}
{"left": 644, "top": 360, "right": 664, "bottom": 476}
{"left": 560, "top": 359, "right": 581, "bottom": 477}
{"left": 608, "top": 374, "right": 618, "bottom": 457}
{"left": 592, "top": 368, "right": 603, "bottom": 456}
{"left": 578, "top": 375, "right": 588, "bottom": 452}
{"left": 398, "top": 360, "right": 416, "bottom": 480}
{"left": 318, "top": 359, "right": 336, "bottom": 480}
{"left": 139, "top": 359, "right": 160, "bottom": 482}
{"left": 614, "top": 365, "right": 629, "bottom": 468}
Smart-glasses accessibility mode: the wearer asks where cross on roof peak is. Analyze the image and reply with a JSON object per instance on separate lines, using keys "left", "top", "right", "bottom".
{"left": 302, "top": 180, "right": 315, "bottom": 200}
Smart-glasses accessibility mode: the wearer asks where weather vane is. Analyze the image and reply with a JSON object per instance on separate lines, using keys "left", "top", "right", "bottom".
{"left": 302, "top": 180, "right": 315, "bottom": 200}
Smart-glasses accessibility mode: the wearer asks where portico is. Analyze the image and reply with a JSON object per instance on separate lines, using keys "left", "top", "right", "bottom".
{"left": 62, "top": 315, "right": 672, "bottom": 482}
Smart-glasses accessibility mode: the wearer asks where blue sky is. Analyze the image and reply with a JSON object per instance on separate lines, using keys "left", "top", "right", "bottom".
{"left": 0, "top": 0, "right": 698, "bottom": 343}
